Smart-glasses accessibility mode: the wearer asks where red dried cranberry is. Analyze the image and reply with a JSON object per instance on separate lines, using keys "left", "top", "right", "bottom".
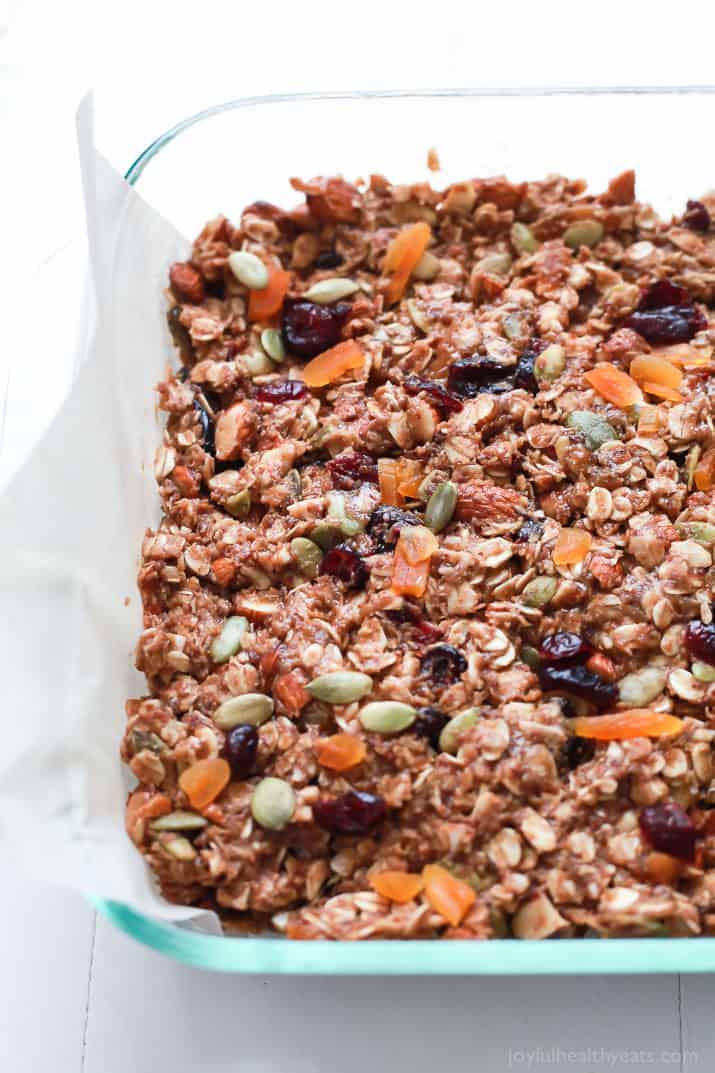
{"left": 222, "top": 724, "right": 258, "bottom": 779}
{"left": 513, "top": 339, "right": 548, "bottom": 393}
{"left": 514, "top": 518, "right": 544, "bottom": 543}
{"left": 413, "top": 706, "right": 449, "bottom": 749}
{"left": 254, "top": 380, "right": 308, "bottom": 403}
{"left": 539, "top": 663, "right": 617, "bottom": 710}
{"left": 319, "top": 546, "right": 368, "bottom": 588}
{"left": 404, "top": 376, "right": 463, "bottom": 415}
{"left": 281, "top": 299, "right": 351, "bottom": 359}
{"left": 684, "top": 620, "right": 715, "bottom": 665}
{"left": 414, "top": 620, "right": 443, "bottom": 645}
{"left": 562, "top": 735, "right": 596, "bottom": 770}
{"left": 384, "top": 605, "right": 442, "bottom": 644}
{"left": 640, "top": 802, "right": 696, "bottom": 862}
{"left": 539, "top": 632, "right": 592, "bottom": 664}
{"left": 684, "top": 200, "right": 711, "bottom": 232}
{"left": 624, "top": 280, "right": 707, "bottom": 344}
{"left": 193, "top": 399, "right": 216, "bottom": 456}
{"left": 367, "top": 505, "right": 421, "bottom": 552}
{"left": 327, "top": 451, "right": 379, "bottom": 488}
{"left": 420, "top": 644, "right": 468, "bottom": 686}
{"left": 313, "top": 790, "right": 387, "bottom": 835}
{"left": 447, "top": 357, "right": 513, "bottom": 398}
{"left": 314, "top": 250, "right": 344, "bottom": 269}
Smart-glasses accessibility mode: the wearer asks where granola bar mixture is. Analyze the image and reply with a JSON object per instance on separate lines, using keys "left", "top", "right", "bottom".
{"left": 123, "top": 170, "right": 715, "bottom": 940}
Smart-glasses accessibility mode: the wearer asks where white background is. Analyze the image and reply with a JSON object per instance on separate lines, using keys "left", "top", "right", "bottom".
{"left": 2, "top": 1, "right": 715, "bottom": 1069}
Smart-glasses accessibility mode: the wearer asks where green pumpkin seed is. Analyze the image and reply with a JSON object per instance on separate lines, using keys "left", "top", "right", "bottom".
{"left": 210, "top": 616, "right": 249, "bottom": 663}
{"left": 520, "top": 645, "right": 541, "bottom": 670}
{"left": 359, "top": 701, "right": 416, "bottom": 734}
{"left": 243, "top": 351, "right": 275, "bottom": 377}
{"left": 303, "top": 278, "right": 360, "bottom": 304}
{"left": 164, "top": 836, "right": 197, "bottom": 861}
{"left": 424, "top": 481, "right": 458, "bottom": 533}
{"left": 130, "top": 729, "right": 167, "bottom": 755}
{"left": 439, "top": 708, "right": 479, "bottom": 754}
{"left": 307, "top": 671, "right": 373, "bottom": 704}
{"left": 563, "top": 220, "right": 604, "bottom": 250}
{"left": 251, "top": 777, "right": 296, "bottom": 830}
{"left": 327, "top": 494, "right": 363, "bottom": 536}
{"left": 310, "top": 522, "right": 343, "bottom": 550}
{"left": 412, "top": 251, "right": 441, "bottom": 281}
{"left": 150, "top": 811, "right": 208, "bottom": 832}
{"left": 678, "top": 521, "right": 715, "bottom": 544}
{"left": 213, "top": 692, "right": 274, "bottom": 730}
{"left": 618, "top": 666, "right": 667, "bottom": 707}
{"left": 521, "top": 576, "right": 558, "bottom": 608}
{"left": 291, "top": 537, "right": 323, "bottom": 577}
{"left": 228, "top": 250, "right": 269, "bottom": 289}
{"left": 225, "top": 489, "right": 251, "bottom": 518}
{"left": 534, "top": 344, "right": 566, "bottom": 383}
{"left": 479, "top": 251, "right": 512, "bottom": 276}
{"left": 511, "top": 222, "right": 538, "bottom": 255}
{"left": 692, "top": 660, "right": 715, "bottom": 683}
{"left": 260, "top": 328, "right": 285, "bottom": 363}
{"left": 566, "top": 411, "right": 619, "bottom": 451}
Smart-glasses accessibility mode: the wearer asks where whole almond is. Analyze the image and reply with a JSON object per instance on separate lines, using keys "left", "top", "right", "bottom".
{"left": 169, "top": 261, "right": 205, "bottom": 304}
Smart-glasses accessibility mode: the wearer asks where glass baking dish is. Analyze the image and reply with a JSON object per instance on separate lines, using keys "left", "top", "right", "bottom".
{"left": 100, "top": 87, "right": 715, "bottom": 973}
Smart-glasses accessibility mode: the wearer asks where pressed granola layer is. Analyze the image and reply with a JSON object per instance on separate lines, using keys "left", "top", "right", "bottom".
{"left": 123, "top": 170, "right": 715, "bottom": 940}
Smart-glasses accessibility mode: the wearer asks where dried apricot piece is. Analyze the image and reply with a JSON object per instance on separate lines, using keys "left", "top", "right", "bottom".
{"left": 422, "top": 863, "right": 476, "bottom": 926}
{"left": 641, "top": 382, "right": 682, "bottom": 403}
{"left": 247, "top": 267, "right": 291, "bottom": 321}
{"left": 694, "top": 447, "right": 715, "bottom": 492}
{"left": 302, "top": 340, "right": 364, "bottom": 387}
{"left": 399, "top": 524, "right": 439, "bottom": 564}
{"left": 396, "top": 459, "right": 423, "bottom": 499}
{"left": 314, "top": 733, "right": 367, "bottom": 772}
{"left": 179, "top": 757, "right": 231, "bottom": 810}
{"left": 382, "top": 222, "right": 432, "bottom": 305}
{"left": 584, "top": 363, "right": 643, "bottom": 407}
{"left": 552, "top": 527, "right": 593, "bottom": 566}
{"left": 391, "top": 542, "right": 431, "bottom": 598}
{"left": 571, "top": 709, "right": 684, "bottom": 740}
{"left": 630, "top": 353, "right": 683, "bottom": 391}
{"left": 369, "top": 870, "right": 424, "bottom": 904}
{"left": 378, "top": 459, "right": 401, "bottom": 506}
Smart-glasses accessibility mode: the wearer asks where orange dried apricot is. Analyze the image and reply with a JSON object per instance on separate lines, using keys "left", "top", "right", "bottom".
{"left": 302, "top": 339, "right": 364, "bottom": 387}
{"left": 369, "top": 870, "right": 424, "bottom": 904}
{"left": 641, "top": 382, "right": 683, "bottom": 403}
{"left": 630, "top": 353, "right": 683, "bottom": 391}
{"left": 399, "top": 524, "right": 439, "bottom": 564}
{"left": 179, "top": 757, "right": 231, "bottom": 810}
{"left": 422, "top": 863, "right": 476, "bottom": 926}
{"left": 694, "top": 447, "right": 715, "bottom": 492}
{"left": 552, "top": 527, "right": 593, "bottom": 566}
{"left": 584, "top": 363, "right": 643, "bottom": 407}
{"left": 391, "top": 542, "right": 431, "bottom": 598}
{"left": 571, "top": 709, "right": 684, "bottom": 741}
{"left": 314, "top": 733, "right": 367, "bottom": 772}
{"left": 247, "top": 267, "right": 291, "bottom": 321}
{"left": 382, "top": 222, "right": 432, "bottom": 305}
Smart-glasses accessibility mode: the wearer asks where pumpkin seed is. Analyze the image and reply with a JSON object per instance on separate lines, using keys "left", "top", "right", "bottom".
{"left": 359, "top": 700, "right": 416, "bottom": 734}
{"left": 251, "top": 777, "right": 296, "bottom": 830}
{"left": 243, "top": 351, "right": 275, "bottom": 377}
{"left": 502, "top": 312, "right": 526, "bottom": 341}
{"left": 307, "top": 671, "right": 373, "bottom": 704}
{"left": 303, "top": 278, "right": 360, "bottom": 304}
{"left": 225, "top": 489, "right": 251, "bottom": 518}
{"left": 521, "top": 576, "right": 558, "bottom": 608}
{"left": 439, "top": 708, "right": 479, "bottom": 754}
{"left": 563, "top": 220, "right": 604, "bottom": 250}
{"left": 210, "top": 616, "right": 249, "bottom": 663}
{"left": 310, "top": 522, "right": 343, "bottom": 550}
{"left": 130, "top": 729, "right": 167, "bottom": 754}
{"left": 412, "top": 251, "right": 441, "bottom": 281}
{"left": 534, "top": 344, "right": 566, "bottom": 382}
{"left": 566, "top": 410, "right": 619, "bottom": 451}
{"left": 520, "top": 645, "right": 541, "bottom": 670}
{"left": 424, "top": 481, "right": 458, "bottom": 533}
{"left": 511, "top": 222, "right": 538, "bottom": 255}
{"left": 213, "top": 692, "right": 274, "bottom": 730}
{"left": 260, "top": 328, "right": 285, "bottom": 363}
{"left": 618, "top": 666, "right": 667, "bottom": 707}
{"left": 228, "top": 250, "right": 269, "bottom": 289}
{"left": 291, "top": 537, "right": 322, "bottom": 577}
{"left": 692, "top": 660, "right": 715, "bottom": 683}
{"left": 150, "top": 811, "right": 208, "bottom": 832}
{"left": 678, "top": 522, "right": 715, "bottom": 544}
{"left": 327, "top": 494, "right": 363, "bottom": 536}
{"left": 686, "top": 445, "right": 701, "bottom": 490}
{"left": 164, "top": 836, "right": 197, "bottom": 861}
{"left": 479, "top": 251, "right": 512, "bottom": 276}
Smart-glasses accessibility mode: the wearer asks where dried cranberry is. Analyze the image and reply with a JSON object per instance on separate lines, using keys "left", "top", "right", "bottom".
{"left": 281, "top": 299, "right": 351, "bottom": 359}
{"left": 254, "top": 380, "right": 308, "bottom": 403}
{"left": 193, "top": 400, "right": 215, "bottom": 456}
{"left": 447, "top": 357, "right": 513, "bottom": 398}
{"left": 539, "top": 632, "right": 592, "bottom": 664}
{"left": 313, "top": 790, "right": 387, "bottom": 835}
{"left": 539, "top": 663, "right": 617, "bottom": 710}
{"left": 684, "top": 620, "right": 715, "bottom": 665}
{"left": 319, "top": 546, "right": 368, "bottom": 588}
{"left": 514, "top": 518, "right": 544, "bottom": 543}
{"left": 327, "top": 451, "right": 379, "bottom": 488}
{"left": 222, "top": 724, "right": 258, "bottom": 779}
{"left": 314, "top": 250, "right": 344, "bottom": 269}
{"left": 640, "top": 802, "right": 696, "bottom": 862}
{"left": 624, "top": 280, "right": 707, "bottom": 344}
{"left": 367, "top": 505, "right": 421, "bottom": 552}
{"left": 562, "top": 735, "right": 596, "bottom": 770}
{"left": 412, "top": 706, "right": 449, "bottom": 749}
{"left": 414, "top": 620, "right": 443, "bottom": 645}
{"left": 420, "top": 644, "right": 468, "bottom": 686}
{"left": 513, "top": 339, "right": 547, "bottom": 393}
{"left": 384, "top": 605, "right": 442, "bottom": 644}
{"left": 404, "top": 376, "right": 463, "bottom": 415}
{"left": 683, "top": 200, "right": 711, "bottom": 232}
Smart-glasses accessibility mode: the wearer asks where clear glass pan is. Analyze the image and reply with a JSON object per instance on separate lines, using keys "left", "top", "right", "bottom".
{"left": 101, "top": 87, "right": 715, "bottom": 973}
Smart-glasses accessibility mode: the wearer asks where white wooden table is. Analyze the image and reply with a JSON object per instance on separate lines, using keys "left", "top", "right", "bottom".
{"left": 3, "top": 2, "right": 715, "bottom": 1068}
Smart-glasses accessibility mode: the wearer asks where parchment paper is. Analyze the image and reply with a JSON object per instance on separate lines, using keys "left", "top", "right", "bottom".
{"left": 0, "top": 98, "right": 221, "bottom": 930}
